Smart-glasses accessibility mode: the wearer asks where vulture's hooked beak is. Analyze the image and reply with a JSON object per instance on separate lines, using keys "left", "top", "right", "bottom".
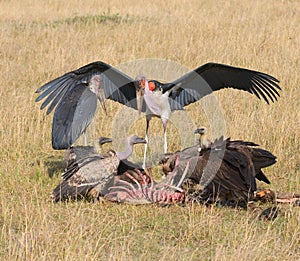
{"left": 98, "top": 137, "right": 112, "bottom": 146}
{"left": 194, "top": 127, "right": 206, "bottom": 135}
{"left": 133, "top": 136, "right": 147, "bottom": 145}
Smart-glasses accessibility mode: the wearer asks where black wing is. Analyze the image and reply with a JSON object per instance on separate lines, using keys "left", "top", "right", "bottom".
{"left": 168, "top": 63, "right": 281, "bottom": 110}
{"left": 51, "top": 84, "right": 97, "bottom": 149}
{"left": 35, "top": 61, "right": 139, "bottom": 149}
{"left": 36, "top": 61, "right": 138, "bottom": 112}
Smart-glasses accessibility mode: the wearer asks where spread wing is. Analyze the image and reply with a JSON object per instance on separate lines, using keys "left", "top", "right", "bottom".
{"left": 51, "top": 84, "right": 97, "bottom": 149}
{"left": 35, "top": 61, "right": 140, "bottom": 149}
{"left": 36, "top": 61, "right": 138, "bottom": 112}
{"left": 168, "top": 63, "right": 281, "bottom": 110}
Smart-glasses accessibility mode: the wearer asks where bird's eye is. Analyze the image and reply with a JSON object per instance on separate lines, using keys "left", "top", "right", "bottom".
{"left": 82, "top": 80, "right": 88, "bottom": 86}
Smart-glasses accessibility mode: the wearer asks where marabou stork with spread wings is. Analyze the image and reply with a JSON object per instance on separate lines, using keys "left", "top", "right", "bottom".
{"left": 35, "top": 61, "right": 281, "bottom": 167}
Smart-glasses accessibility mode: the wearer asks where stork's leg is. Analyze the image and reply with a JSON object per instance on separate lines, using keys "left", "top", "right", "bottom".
{"left": 143, "top": 117, "right": 151, "bottom": 169}
{"left": 162, "top": 118, "right": 168, "bottom": 154}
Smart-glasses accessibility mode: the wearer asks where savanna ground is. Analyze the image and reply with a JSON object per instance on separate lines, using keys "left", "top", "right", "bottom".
{"left": 0, "top": 0, "right": 299, "bottom": 260}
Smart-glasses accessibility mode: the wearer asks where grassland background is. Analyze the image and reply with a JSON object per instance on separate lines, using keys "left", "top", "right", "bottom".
{"left": 0, "top": 0, "right": 299, "bottom": 260}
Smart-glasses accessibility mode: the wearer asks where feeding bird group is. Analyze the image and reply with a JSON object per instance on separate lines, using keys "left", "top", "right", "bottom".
{"left": 35, "top": 61, "right": 281, "bottom": 166}
{"left": 35, "top": 60, "right": 299, "bottom": 209}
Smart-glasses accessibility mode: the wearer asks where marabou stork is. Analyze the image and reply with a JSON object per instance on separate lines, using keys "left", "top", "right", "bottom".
{"left": 35, "top": 61, "right": 281, "bottom": 168}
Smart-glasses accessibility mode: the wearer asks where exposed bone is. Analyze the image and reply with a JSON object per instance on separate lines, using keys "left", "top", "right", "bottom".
{"left": 176, "top": 160, "right": 190, "bottom": 188}
{"left": 105, "top": 166, "right": 186, "bottom": 205}
{"left": 124, "top": 172, "right": 143, "bottom": 191}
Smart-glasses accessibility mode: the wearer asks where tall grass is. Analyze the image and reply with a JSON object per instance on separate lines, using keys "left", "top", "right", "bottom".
{"left": 0, "top": 0, "right": 299, "bottom": 259}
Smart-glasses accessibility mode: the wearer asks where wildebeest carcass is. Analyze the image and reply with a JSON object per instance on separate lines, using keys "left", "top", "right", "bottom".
{"left": 105, "top": 156, "right": 189, "bottom": 205}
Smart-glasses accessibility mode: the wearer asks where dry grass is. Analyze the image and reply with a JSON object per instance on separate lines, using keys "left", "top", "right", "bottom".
{"left": 0, "top": 0, "right": 299, "bottom": 260}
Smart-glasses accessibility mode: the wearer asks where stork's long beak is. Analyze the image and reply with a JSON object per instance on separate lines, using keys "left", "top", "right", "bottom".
{"left": 135, "top": 76, "right": 147, "bottom": 116}
{"left": 99, "top": 98, "right": 107, "bottom": 114}
{"left": 136, "top": 88, "right": 144, "bottom": 116}
{"left": 97, "top": 89, "right": 107, "bottom": 115}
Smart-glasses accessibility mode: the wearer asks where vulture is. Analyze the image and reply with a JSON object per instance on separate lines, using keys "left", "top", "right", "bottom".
{"left": 64, "top": 136, "right": 112, "bottom": 167}
{"left": 51, "top": 135, "right": 146, "bottom": 202}
{"left": 160, "top": 132, "right": 276, "bottom": 208}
